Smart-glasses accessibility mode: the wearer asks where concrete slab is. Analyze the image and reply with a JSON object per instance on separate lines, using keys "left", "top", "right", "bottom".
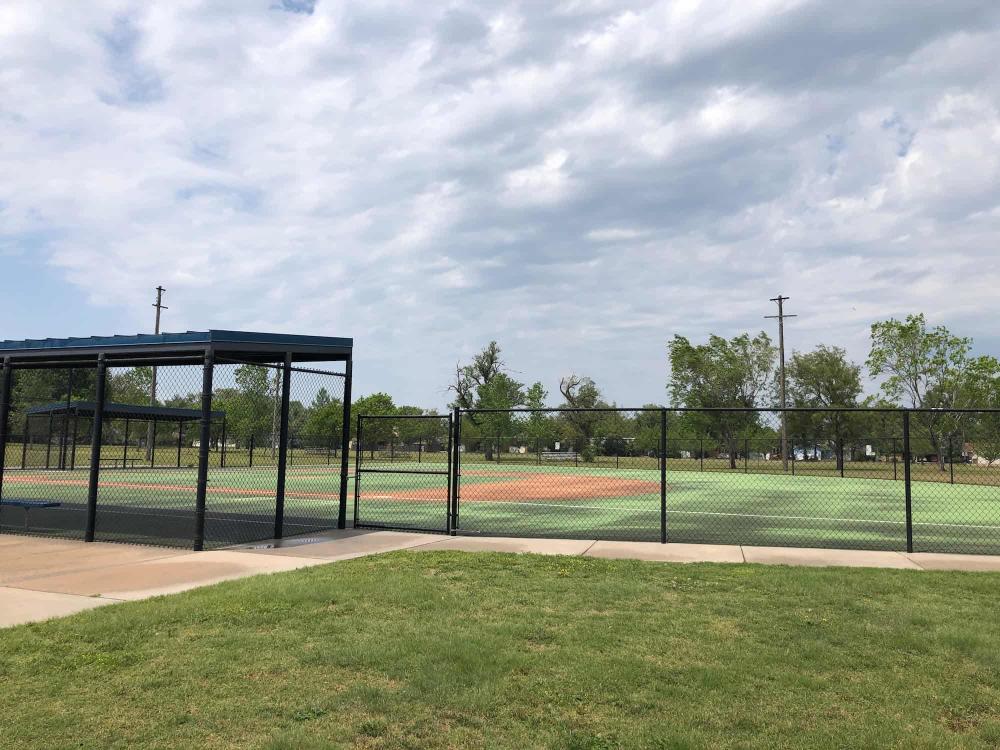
{"left": 413, "top": 536, "right": 595, "bottom": 556}
{"left": 0, "top": 586, "right": 116, "bottom": 627}
{"left": 0, "top": 539, "right": 185, "bottom": 585}
{"left": 905, "top": 552, "right": 1000, "bottom": 572}
{"left": 586, "top": 541, "right": 744, "bottom": 563}
{"left": 14, "top": 550, "right": 328, "bottom": 600}
{"left": 742, "top": 546, "right": 921, "bottom": 569}
{"left": 238, "top": 529, "right": 439, "bottom": 560}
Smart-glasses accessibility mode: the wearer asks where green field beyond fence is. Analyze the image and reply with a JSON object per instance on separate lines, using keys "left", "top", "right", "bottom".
{"left": 3, "top": 448, "right": 999, "bottom": 554}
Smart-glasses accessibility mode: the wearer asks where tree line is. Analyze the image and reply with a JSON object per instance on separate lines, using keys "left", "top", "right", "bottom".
{"left": 439, "top": 314, "right": 1000, "bottom": 469}
{"left": 6, "top": 313, "right": 1000, "bottom": 470}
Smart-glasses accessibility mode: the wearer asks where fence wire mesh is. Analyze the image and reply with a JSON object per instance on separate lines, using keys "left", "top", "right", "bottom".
{"left": 348, "top": 407, "right": 1000, "bottom": 555}
{"left": 0, "top": 365, "right": 98, "bottom": 540}
{"left": 453, "top": 409, "right": 662, "bottom": 541}
{"left": 0, "top": 358, "right": 350, "bottom": 549}
{"left": 354, "top": 414, "right": 451, "bottom": 532}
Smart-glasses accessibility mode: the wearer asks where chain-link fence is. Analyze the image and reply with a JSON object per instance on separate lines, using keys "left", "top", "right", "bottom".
{"left": 351, "top": 407, "right": 1000, "bottom": 555}
{"left": 1, "top": 353, "right": 351, "bottom": 548}
{"left": 354, "top": 414, "right": 452, "bottom": 532}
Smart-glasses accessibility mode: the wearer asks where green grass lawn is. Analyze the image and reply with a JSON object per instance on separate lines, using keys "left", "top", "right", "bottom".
{"left": 1, "top": 552, "right": 999, "bottom": 748}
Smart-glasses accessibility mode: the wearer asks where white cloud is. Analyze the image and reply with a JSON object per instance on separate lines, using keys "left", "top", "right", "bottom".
{"left": 1, "top": 0, "right": 1000, "bottom": 407}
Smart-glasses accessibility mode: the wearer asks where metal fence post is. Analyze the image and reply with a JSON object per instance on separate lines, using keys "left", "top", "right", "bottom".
{"left": 150, "top": 419, "right": 157, "bottom": 468}
{"left": 177, "top": 422, "right": 184, "bottom": 468}
{"left": 700, "top": 438, "right": 704, "bottom": 471}
{"left": 70, "top": 411, "right": 79, "bottom": 470}
{"left": 660, "top": 409, "right": 667, "bottom": 544}
{"left": 0, "top": 358, "right": 12, "bottom": 508}
{"left": 892, "top": 437, "right": 897, "bottom": 481}
{"left": 192, "top": 349, "right": 215, "bottom": 551}
{"left": 273, "top": 353, "right": 292, "bottom": 540}
{"left": 949, "top": 435, "right": 954, "bottom": 485}
{"left": 21, "top": 415, "right": 28, "bottom": 469}
{"left": 337, "top": 358, "right": 353, "bottom": 529}
{"left": 249, "top": 434, "right": 254, "bottom": 468}
{"left": 445, "top": 414, "right": 453, "bottom": 534}
{"left": 744, "top": 437, "right": 749, "bottom": 473}
{"left": 123, "top": 418, "right": 129, "bottom": 470}
{"left": 451, "top": 407, "right": 461, "bottom": 533}
{"left": 903, "top": 411, "right": 913, "bottom": 553}
{"left": 220, "top": 416, "right": 227, "bottom": 469}
{"left": 353, "top": 413, "right": 362, "bottom": 526}
{"left": 85, "top": 353, "right": 108, "bottom": 542}
{"left": 45, "top": 411, "right": 53, "bottom": 469}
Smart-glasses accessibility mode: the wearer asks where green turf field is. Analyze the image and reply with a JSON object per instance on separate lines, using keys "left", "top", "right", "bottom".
{"left": 3, "top": 459, "right": 999, "bottom": 553}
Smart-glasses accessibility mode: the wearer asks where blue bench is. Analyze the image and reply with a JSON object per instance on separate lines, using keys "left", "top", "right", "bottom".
{"left": 1, "top": 499, "right": 63, "bottom": 530}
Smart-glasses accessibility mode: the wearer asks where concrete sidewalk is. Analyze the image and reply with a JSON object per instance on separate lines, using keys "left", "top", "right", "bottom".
{"left": 3, "top": 530, "right": 1000, "bottom": 627}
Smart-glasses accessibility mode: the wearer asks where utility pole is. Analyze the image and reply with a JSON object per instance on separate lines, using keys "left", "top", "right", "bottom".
{"left": 766, "top": 295, "right": 796, "bottom": 472}
{"left": 147, "top": 286, "right": 167, "bottom": 461}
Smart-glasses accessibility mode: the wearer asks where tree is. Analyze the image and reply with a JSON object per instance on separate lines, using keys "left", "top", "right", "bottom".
{"left": 108, "top": 367, "right": 153, "bottom": 405}
{"left": 449, "top": 342, "right": 537, "bottom": 458}
{"left": 558, "top": 375, "right": 606, "bottom": 460}
{"left": 303, "top": 388, "right": 345, "bottom": 448}
{"left": 786, "top": 346, "right": 863, "bottom": 471}
{"left": 522, "top": 382, "right": 554, "bottom": 449}
{"left": 962, "top": 356, "right": 1000, "bottom": 468}
{"left": 668, "top": 332, "right": 776, "bottom": 468}
{"left": 867, "top": 314, "right": 974, "bottom": 471}
{"left": 214, "top": 365, "right": 274, "bottom": 449}
{"left": 353, "top": 392, "right": 396, "bottom": 452}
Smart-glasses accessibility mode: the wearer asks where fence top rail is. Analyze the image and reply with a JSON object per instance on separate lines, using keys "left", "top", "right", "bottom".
{"left": 358, "top": 413, "right": 450, "bottom": 420}
{"left": 215, "top": 357, "right": 347, "bottom": 378}
{"left": 459, "top": 406, "right": 1000, "bottom": 415}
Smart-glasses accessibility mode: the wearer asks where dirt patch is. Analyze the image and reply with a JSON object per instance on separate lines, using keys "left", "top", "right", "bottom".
{"left": 415, "top": 473, "right": 659, "bottom": 502}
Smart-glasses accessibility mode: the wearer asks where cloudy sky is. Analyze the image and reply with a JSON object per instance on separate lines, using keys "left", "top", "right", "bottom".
{"left": 2, "top": 0, "right": 999, "bottom": 408}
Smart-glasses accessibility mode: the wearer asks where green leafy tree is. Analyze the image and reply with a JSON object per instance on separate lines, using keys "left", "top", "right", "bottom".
{"left": 558, "top": 375, "right": 607, "bottom": 461}
{"left": 522, "top": 382, "right": 553, "bottom": 448}
{"left": 303, "top": 388, "right": 344, "bottom": 447}
{"left": 353, "top": 392, "right": 396, "bottom": 451}
{"left": 108, "top": 367, "right": 153, "bottom": 405}
{"left": 867, "top": 314, "right": 974, "bottom": 471}
{"left": 962, "top": 356, "right": 1000, "bottom": 468}
{"left": 668, "top": 332, "right": 776, "bottom": 469}
{"left": 449, "top": 342, "right": 535, "bottom": 458}
{"left": 786, "top": 345, "right": 863, "bottom": 471}
{"left": 214, "top": 365, "right": 275, "bottom": 448}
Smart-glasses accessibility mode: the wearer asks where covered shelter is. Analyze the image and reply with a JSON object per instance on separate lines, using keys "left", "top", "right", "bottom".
{"left": 21, "top": 401, "right": 227, "bottom": 471}
{"left": 0, "top": 330, "right": 354, "bottom": 550}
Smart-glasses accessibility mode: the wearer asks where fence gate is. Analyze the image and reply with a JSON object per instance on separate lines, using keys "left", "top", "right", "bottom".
{"left": 354, "top": 414, "right": 452, "bottom": 533}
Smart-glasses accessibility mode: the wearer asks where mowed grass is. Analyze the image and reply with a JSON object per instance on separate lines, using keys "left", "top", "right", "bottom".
{"left": 1, "top": 552, "right": 999, "bottom": 749}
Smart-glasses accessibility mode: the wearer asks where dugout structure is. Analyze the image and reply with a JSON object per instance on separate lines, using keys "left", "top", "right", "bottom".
{"left": 0, "top": 330, "right": 353, "bottom": 550}
{"left": 20, "top": 401, "right": 226, "bottom": 471}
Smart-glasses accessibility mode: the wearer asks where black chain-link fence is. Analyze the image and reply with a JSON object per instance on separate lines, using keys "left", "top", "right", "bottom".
{"left": 354, "top": 414, "right": 452, "bottom": 533}
{"left": 0, "top": 356, "right": 350, "bottom": 548}
{"left": 352, "top": 407, "right": 1000, "bottom": 555}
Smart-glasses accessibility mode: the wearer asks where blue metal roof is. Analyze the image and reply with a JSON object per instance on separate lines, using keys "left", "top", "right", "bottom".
{"left": 0, "top": 330, "right": 352, "bottom": 366}
{"left": 0, "top": 330, "right": 352, "bottom": 353}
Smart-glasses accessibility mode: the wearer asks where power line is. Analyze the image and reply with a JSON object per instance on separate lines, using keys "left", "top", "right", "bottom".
{"left": 147, "top": 286, "right": 168, "bottom": 461}
{"left": 766, "top": 295, "right": 796, "bottom": 472}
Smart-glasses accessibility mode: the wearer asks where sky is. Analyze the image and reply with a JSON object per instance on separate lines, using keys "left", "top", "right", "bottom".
{"left": 2, "top": 0, "right": 999, "bottom": 410}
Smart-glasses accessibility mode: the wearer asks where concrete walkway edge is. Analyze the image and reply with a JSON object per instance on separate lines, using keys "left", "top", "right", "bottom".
{"left": 3, "top": 530, "right": 1000, "bottom": 627}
